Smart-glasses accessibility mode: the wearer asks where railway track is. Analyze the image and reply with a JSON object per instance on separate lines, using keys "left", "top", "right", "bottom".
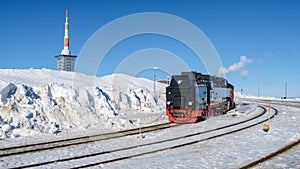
{"left": 238, "top": 100, "right": 300, "bottom": 169}
{"left": 239, "top": 137, "right": 300, "bottom": 169}
{"left": 73, "top": 105, "right": 277, "bottom": 168}
{"left": 0, "top": 122, "right": 175, "bottom": 157}
{"left": 2, "top": 105, "right": 273, "bottom": 168}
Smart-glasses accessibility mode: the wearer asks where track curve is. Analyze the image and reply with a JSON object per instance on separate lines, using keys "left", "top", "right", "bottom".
{"left": 74, "top": 105, "right": 277, "bottom": 168}
{"left": 3, "top": 105, "right": 273, "bottom": 169}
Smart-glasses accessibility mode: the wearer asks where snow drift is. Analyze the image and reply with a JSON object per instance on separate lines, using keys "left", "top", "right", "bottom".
{"left": 0, "top": 69, "right": 166, "bottom": 139}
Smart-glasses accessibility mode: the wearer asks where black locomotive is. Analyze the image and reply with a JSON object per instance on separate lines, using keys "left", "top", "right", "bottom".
{"left": 166, "top": 72, "right": 235, "bottom": 123}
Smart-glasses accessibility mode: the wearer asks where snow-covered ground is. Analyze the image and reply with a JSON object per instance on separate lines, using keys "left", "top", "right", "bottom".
{"left": 235, "top": 92, "right": 300, "bottom": 102}
{"left": 1, "top": 99, "right": 299, "bottom": 169}
{"left": 0, "top": 69, "right": 166, "bottom": 139}
{"left": 88, "top": 102, "right": 300, "bottom": 169}
{"left": 0, "top": 68, "right": 299, "bottom": 169}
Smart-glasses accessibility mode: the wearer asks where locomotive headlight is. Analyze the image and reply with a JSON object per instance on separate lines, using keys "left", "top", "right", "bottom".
{"left": 188, "top": 101, "right": 193, "bottom": 106}
{"left": 167, "top": 101, "right": 173, "bottom": 109}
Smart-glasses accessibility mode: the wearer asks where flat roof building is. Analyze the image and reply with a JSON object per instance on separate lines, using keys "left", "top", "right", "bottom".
{"left": 55, "top": 55, "right": 77, "bottom": 72}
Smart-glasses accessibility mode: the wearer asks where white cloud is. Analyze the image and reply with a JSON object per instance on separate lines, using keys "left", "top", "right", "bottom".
{"left": 218, "top": 55, "right": 252, "bottom": 76}
{"left": 240, "top": 69, "right": 249, "bottom": 79}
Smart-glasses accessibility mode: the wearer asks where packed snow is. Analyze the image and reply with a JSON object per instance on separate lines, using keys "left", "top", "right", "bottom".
{"left": 235, "top": 91, "right": 300, "bottom": 102}
{"left": 0, "top": 69, "right": 166, "bottom": 139}
{"left": 0, "top": 68, "right": 299, "bottom": 169}
{"left": 1, "top": 98, "right": 299, "bottom": 169}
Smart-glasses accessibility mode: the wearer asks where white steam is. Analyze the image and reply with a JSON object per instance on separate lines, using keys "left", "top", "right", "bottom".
{"left": 218, "top": 55, "right": 252, "bottom": 77}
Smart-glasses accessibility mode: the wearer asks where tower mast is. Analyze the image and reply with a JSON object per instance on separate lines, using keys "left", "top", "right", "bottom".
{"left": 61, "top": 9, "right": 70, "bottom": 55}
{"left": 55, "top": 9, "right": 77, "bottom": 72}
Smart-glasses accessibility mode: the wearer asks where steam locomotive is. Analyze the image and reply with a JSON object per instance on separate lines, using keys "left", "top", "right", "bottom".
{"left": 166, "top": 72, "right": 235, "bottom": 123}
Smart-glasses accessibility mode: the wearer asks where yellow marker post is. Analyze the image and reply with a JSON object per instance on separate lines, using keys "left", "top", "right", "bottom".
{"left": 263, "top": 124, "right": 269, "bottom": 132}
{"left": 263, "top": 101, "right": 271, "bottom": 132}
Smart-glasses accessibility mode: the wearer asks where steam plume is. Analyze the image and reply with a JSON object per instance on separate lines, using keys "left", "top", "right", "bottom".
{"left": 219, "top": 55, "right": 252, "bottom": 76}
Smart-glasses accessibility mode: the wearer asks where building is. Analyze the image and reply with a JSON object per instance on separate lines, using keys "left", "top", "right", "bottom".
{"left": 55, "top": 9, "right": 77, "bottom": 72}
{"left": 55, "top": 55, "right": 77, "bottom": 71}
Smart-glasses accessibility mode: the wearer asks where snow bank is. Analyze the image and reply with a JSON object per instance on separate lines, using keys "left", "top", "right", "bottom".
{"left": 235, "top": 92, "right": 300, "bottom": 101}
{"left": 0, "top": 69, "right": 166, "bottom": 139}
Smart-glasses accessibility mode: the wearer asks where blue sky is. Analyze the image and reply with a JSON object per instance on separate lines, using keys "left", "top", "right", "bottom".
{"left": 0, "top": 0, "right": 299, "bottom": 97}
